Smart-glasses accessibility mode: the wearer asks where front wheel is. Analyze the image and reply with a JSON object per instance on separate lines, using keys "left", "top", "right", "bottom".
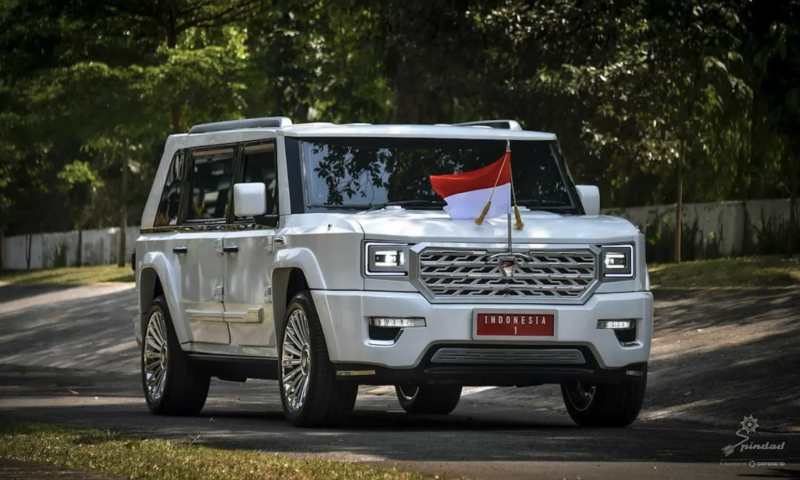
{"left": 560, "top": 372, "right": 647, "bottom": 427}
{"left": 395, "top": 385, "right": 463, "bottom": 415}
{"left": 141, "top": 295, "right": 210, "bottom": 415}
{"left": 279, "top": 291, "right": 358, "bottom": 427}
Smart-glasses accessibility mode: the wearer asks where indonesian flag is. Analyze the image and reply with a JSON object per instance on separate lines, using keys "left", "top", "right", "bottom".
{"left": 430, "top": 152, "right": 512, "bottom": 221}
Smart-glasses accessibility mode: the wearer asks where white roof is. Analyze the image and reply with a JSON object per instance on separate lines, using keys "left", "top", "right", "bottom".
{"left": 277, "top": 123, "right": 556, "bottom": 140}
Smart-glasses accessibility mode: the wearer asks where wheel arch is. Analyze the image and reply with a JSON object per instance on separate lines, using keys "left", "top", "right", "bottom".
{"left": 138, "top": 252, "right": 191, "bottom": 345}
{"left": 271, "top": 248, "right": 327, "bottom": 323}
{"left": 272, "top": 264, "right": 339, "bottom": 361}
{"left": 272, "top": 267, "right": 309, "bottom": 326}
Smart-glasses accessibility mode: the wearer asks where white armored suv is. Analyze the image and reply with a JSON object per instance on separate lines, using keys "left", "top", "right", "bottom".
{"left": 132, "top": 117, "right": 653, "bottom": 428}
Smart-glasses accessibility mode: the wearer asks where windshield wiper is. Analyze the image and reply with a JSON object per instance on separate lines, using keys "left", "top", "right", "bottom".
{"left": 363, "top": 199, "right": 446, "bottom": 213}
{"left": 514, "top": 199, "right": 579, "bottom": 213}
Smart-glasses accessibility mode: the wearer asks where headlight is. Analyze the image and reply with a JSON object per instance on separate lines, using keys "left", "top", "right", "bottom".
{"left": 600, "top": 244, "right": 634, "bottom": 279}
{"left": 364, "top": 242, "right": 410, "bottom": 276}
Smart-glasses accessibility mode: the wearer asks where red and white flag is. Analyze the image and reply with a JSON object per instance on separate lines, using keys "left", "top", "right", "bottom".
{"left": 430, "top": 152, "right": 512, "bottom": 221}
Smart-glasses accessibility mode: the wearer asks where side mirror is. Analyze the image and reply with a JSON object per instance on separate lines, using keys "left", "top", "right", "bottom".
{"left": 233, "top": 183, "right": 267, "bottom": 217}
{"left": 576, "top": 185, "right": 600, "bottom": 216}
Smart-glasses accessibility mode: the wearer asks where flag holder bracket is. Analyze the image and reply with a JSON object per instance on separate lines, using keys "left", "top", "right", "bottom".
{"left": 507, "top": 212, "right": 512, "bottom": 253}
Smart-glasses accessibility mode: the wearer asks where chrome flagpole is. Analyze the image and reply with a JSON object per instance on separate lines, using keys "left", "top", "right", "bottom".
{"left": 506, "top": 138, "right": 513, "bottom": 253}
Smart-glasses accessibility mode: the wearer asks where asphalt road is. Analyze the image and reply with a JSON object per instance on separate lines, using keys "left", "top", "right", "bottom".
{"left": 1, "top": 283, "right": 799, "bottom": 480}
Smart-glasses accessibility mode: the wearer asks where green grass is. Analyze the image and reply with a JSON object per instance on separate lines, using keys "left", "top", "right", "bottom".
{"left": 0, "top": 264, "right": 134, "bottom": 285}
{"left": 648, "top": 255, "right": 800, "bottom": 288}
{"left": 0, "top": 420, "right": 444, "bottom": 480}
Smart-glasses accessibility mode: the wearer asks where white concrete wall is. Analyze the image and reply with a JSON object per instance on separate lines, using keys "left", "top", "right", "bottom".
{"left": 2, "top": 226, "right": 141, "bottom": 270}
{"left": 602, "top": 198, "right": 798, "bottom": 259}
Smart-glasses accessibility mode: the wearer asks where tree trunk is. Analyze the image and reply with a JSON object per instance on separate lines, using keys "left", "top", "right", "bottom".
{"left": 170, "top": 102, "right": 182, "bottom": 134}
{"left": 393, "top": 55, "right": 453, "bottom": 125}
{"left": 0, "top": 230, "right": 4, "bottom": 270}
{"left": 166, "top": 27, "right": 182, "bottom": 133}
{"left": 788, "top": 151, "right": 798, "bottom": 257}
{"left": 674, "top": 151, "right": 684, "bottom": 264}
{"left": 77, "top": 229, "right": 83, "bottom": 267}
{"left": 25, "top": 234, "right": 32, "bottom": 270}
{"left": 118, "top": 156, "right": 128, "bottom": 268}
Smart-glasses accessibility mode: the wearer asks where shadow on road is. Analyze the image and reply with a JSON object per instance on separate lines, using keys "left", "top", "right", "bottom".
{"left": 0, "top": 284, "right": 81, "bottom": 303}
{"left": 644, "top": 289, "right": 800, "bottom": 428}
{"left": 0, "top": 285, "right": 138, "bottom": 374}
{"left": 464, "top": 289, "right": 800, "bottom": 431}
{"left": 1, "top": 285, "right": 799, "bottom": 475}
{"left": 4, "top": 400, "right": 787, "bottom": 464}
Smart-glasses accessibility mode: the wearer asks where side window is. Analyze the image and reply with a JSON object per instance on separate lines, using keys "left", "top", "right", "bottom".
{"left": 154, "top": 150, "right": 186, "bottom": 227}
{"left": 237, "top": 143, "right": 278, "bottom": 218}
{"left": 187, "top": 147, "right": 235, "bottom": 221}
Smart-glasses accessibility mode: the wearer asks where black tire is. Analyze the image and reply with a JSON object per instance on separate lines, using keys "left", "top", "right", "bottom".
{"left": 395, "top": 385, "right": 462, "bottom": 415}
{"left": 141, "top": 295, "right": 210, "bottom": 416}
{"left": 279, "top": 291, "right": 358, "bottom": 427}
{"left": 560, "top": 369, "right": 647, "bottom": 427}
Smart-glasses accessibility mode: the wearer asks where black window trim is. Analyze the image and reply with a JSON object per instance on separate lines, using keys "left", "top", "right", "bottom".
{"left": 549, "top": 140, "right": 586, "bottom": 215}
{"left": 179, "top": 142, "right": 240, "bottom": 226}
{"left": 154, "top": 149, "right": 189, "bottom": 228}
{"left": 284, "top": 137, "right": 306, "bottom": 215}
{"left": 230, "top": 139, "right": 280, "bottom": 229}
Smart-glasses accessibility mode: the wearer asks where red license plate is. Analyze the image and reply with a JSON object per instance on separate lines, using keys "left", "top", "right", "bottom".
{"left": 475, "top": 313, "right": 555, "bottom": 337}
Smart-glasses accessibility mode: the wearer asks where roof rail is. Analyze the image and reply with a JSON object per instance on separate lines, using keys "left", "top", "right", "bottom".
{"left": 188, "top": 116, "right": 293, "bottom": 134}
{"left": 452, "top": 120, "right": 522, "bottom": 131}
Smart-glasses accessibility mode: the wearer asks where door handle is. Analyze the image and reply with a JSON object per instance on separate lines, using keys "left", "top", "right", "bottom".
{"left": 223, "top": 244, "right": 239, "bottom": 253}
{"left": 173, "top": 246, "right": 188, "bottom": 254}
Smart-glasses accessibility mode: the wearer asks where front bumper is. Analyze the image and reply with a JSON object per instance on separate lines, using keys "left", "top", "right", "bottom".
{"left": 312, "top": 290, "right": 653, "bottom": 384}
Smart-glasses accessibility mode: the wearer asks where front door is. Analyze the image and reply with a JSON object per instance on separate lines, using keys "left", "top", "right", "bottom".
{"left": 223, "top": 141, "right": 279, "bottom": 357}
{"left": 178, "top": 232, "right": 228, "bottom": 345}
{"left": 179, "top": 146, "right": 237, "bottom": 346}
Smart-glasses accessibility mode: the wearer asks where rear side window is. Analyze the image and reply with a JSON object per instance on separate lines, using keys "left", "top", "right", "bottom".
{"left": 238, "top": 142, "right": 278, "bottom": 218}
{"left": 187, "top": 147, "right": 235, "bottom": 221}
{"left": 154, "top": 150, "right": 186, "bottom": 227}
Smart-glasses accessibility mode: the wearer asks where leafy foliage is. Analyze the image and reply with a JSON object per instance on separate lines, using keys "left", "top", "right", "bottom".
{"left": 0, "top": 0, "right": 798, "bottom": 259}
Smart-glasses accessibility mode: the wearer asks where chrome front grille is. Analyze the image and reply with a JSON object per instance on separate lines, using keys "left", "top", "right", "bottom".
{"left": 430, "top": 348, "right": 586, "bottom": 365}
{"left": 416, "top": 247, "right": 597, "bottom": 302}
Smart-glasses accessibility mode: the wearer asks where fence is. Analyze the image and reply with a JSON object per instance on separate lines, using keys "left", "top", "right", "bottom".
{"left": 1, "top": 227, "right": 140, "bottom": 270}
{"left": 603, "top": 198, "right": 798, "bottom": 263}
{"left": 0, "top": 198, "right": 797, "bottom": 270}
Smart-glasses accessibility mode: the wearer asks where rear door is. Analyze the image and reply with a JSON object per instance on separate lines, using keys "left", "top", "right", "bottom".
{"left": 178, "top": 145, "right": 237, "bottom": 346}
{"left": 222, "top": 140, "right": 280, "bottom": 357}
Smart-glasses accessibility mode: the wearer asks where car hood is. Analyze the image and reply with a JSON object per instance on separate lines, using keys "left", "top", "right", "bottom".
{"left": 349, "top": 209, "right": 640, "bottom": 244}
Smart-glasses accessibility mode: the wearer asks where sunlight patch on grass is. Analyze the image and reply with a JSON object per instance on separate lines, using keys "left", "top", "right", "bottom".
{"left": 0, "top": 420, "right": 446, "bottom": 480}
{"left": 0, "top": 265, "right": 134, "bottom": 285}
{"left": 648, "top": 255, "right": 800, "bottom": 288}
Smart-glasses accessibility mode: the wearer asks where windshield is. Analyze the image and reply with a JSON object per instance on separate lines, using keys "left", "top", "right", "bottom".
{"left": 299, "top": 137, "right": 579, "bottom": 213}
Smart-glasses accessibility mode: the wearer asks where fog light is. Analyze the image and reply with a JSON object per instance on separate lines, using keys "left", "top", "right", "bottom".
{"left": 597, "top": 320, "right": 634, "bottom": 330}
{"left": 369, "top": 317, "right": 426, "bottom": 328}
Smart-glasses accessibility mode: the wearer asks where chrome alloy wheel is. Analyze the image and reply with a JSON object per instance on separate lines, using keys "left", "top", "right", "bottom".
{"left": 143, "top": 310, "right": 169, "bottom": 402}
{"left": 565, "top": 381, "right": 596, "bottom": 412}
{"left": 281, "top": 307, "right": 312, "bottom": 412}
{"left": 398, "top": 385, "right": 419, "bottom": 401}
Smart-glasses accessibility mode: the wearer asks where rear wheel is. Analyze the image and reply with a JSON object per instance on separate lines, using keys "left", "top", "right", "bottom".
{"left": 142, "top": 295, "right": 210, "bottom": 415}
{"left": 279, "top": 291, "right": 358, "bottom": 427}
{"left": 560, "top": 371, "right": 647, "bottom": 427}
{"left": 395, "top": 385, "right": 462, "bottom": 415}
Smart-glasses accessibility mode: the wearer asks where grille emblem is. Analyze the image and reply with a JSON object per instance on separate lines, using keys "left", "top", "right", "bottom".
{"left": 497, "top": 257, "right": 519, "bottom": 278}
